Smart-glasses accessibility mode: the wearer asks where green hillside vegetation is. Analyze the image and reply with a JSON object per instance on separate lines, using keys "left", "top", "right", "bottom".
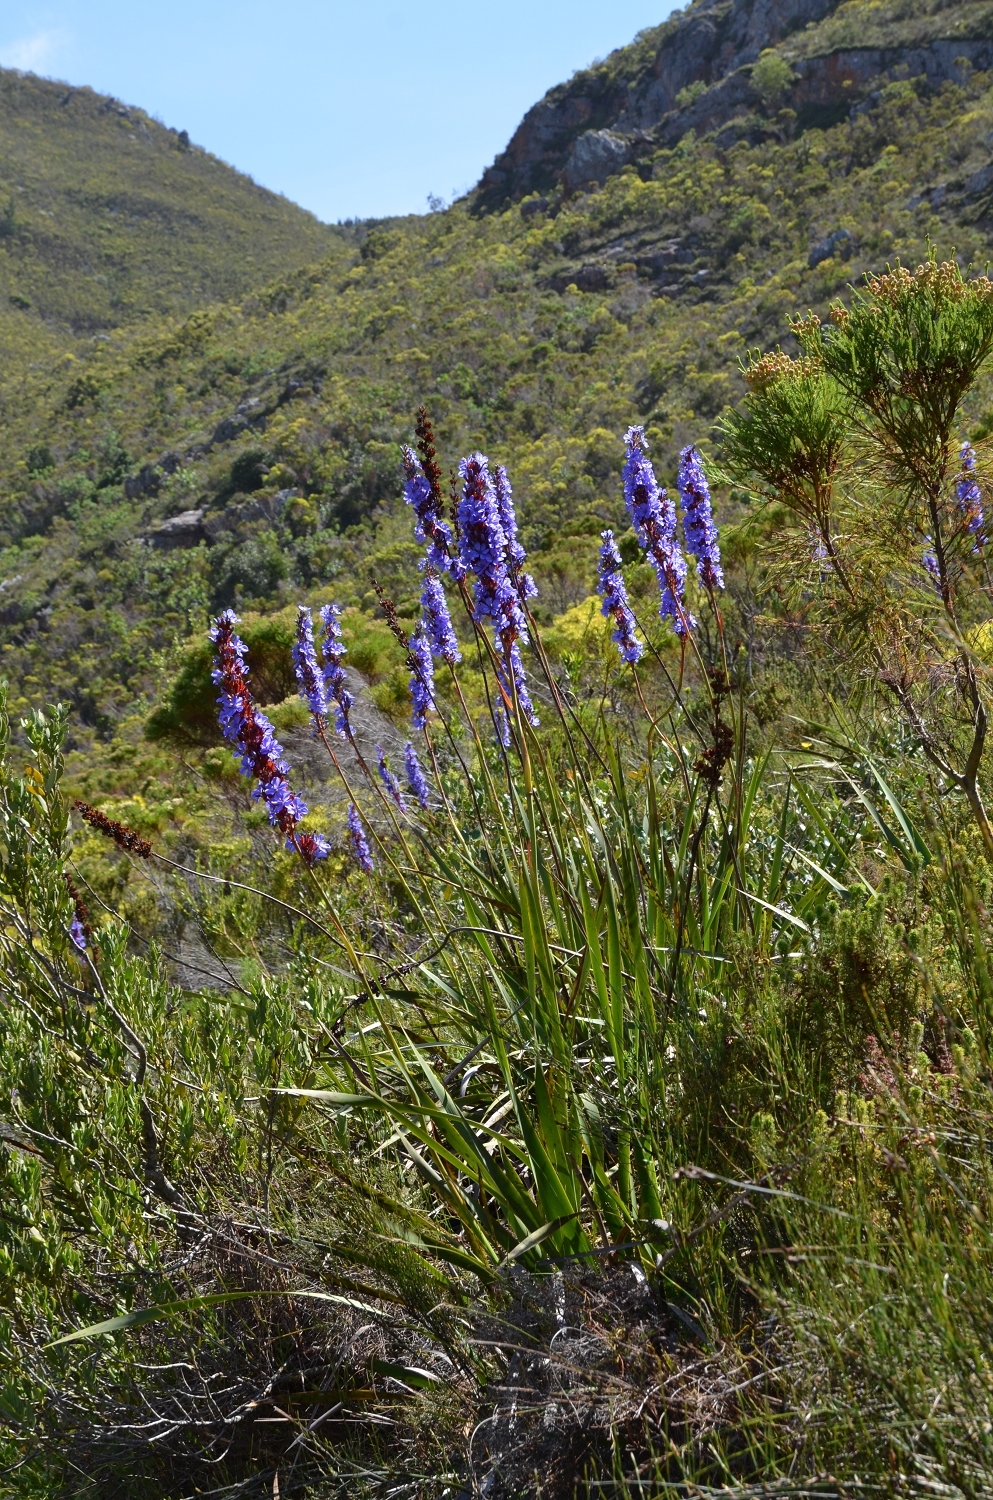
{"left": 8, "top": 1, "right": 993, "bottom": 1492}
{"left": 7, "top": 256, "right": 993, "bottom": 1495}
{"left": 0, "top": 68, "right": 343, "bottom": 381}
{"left": 2, "top": 53, "right": 993, "bottom": 751}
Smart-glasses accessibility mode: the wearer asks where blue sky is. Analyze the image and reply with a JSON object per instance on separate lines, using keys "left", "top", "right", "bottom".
{"left": 0, "top": 1, "right": 673, "bottom": 224}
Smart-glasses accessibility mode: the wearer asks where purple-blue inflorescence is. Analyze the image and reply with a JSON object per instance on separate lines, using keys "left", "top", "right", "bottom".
{"left": 347, "top": 803, "right": 374, "bottom": 873}
{"left": 923, "top": 540, "right": 942, "bottom": 593}
{"left": 292, "top": 606, "right": 328, "bottom": 723}
{"left": 623, "top": 426, "right": 693, "bottom": 635}
{"left": 957, "top": 442, "right": 985, "bottom": 546}
{"left": 210, "top": 610, "right": 329, "bottom": 862}
{"left": 319, "top": 603, "right": 354, "bottom": 740}
{"left": 402, "top": 444, "right": 461, "bottom": 577}
{"left": 457, "top": 454, "right": 519, "bottom": 629}
{"left": 377, "top": 744, "right": 407, "bottom": 812}
{"left": 494, "top": 464, "right": 537, "bottom": 604}
{"left": 457, "top": 452, "right": 539, "bottom": 726}
{"left": 409, "top": 629, "right": 435, "bottom": 730}
{"left": 420, "top": 572, "right": 461, "bottom": 664}
{"left": 404, "top": 741, "right": 431, "bottom": 809}
{"left": 596, "top": 530, "right": 643, "bottom": 663}
{"left": 70, "top": 916, "right": 87, "bottom": 951}
{"left": 498, "top": 641, "right": 538, "bottom": 727}
{"left": 677, "top": 445, "right": 724, "bottom": 591}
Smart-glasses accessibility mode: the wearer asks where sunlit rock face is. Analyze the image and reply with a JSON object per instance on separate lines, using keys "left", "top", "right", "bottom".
{"left": 475, "top": 0, "right": 993, "bottom": 208}
{"left": 475, "top": 0, "right": 840, "bottom": 206}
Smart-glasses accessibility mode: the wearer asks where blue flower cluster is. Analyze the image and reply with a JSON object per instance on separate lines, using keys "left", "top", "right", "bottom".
{"left": 347, "top": 803, "right": 374, "bottom": 873}
{"left": 420, "top": 572, "right": 461, "bottom": 665}
{"left": 70, "top": 916, "right": 87, "bottom": 951}
{"left": 408, "top": 629, "right": 435, "bottom": 731}
{"left": 923, "top": 540, "right": 941, "bottom": 592}
{"left": 597, "top": 531, "right": 643, "bottom": 663}
{"left": 292, "top": 606, "right": 328, "bottom": 722}
{"left": 402, "top": 444, "right": 461, "bottom": 577}
{"left": 494, "top": 464, "right": 537, "bottom": 605}
{"left": 623, "top": 426, "right": 693, "bottom": 635}
{"left": 404, "top": 741, "right": 431, "bottom": 808}
{"left": 457, "top": 452, "right": 539, "bottom": 726}
{"left": 377, "top": 744, "right": 406, "bottom": 812}
{"left": 678, "top": 445, "right": 725, "bottom": 591}
{"left": 320, "top": 604, "right": 354, "bottom": 739}
{"left": 957, "top": 442, "right": 985, "bottom": 547}
{"left": 497, "top": 643, "right": 538, "bottom": 728}
{"left": 210, "top": 610, "right": 329, "bottom": 862}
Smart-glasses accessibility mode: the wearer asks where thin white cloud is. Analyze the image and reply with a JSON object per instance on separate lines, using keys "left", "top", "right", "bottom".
{"left": 0, "top": 29, "right": 68, "bottom": 73}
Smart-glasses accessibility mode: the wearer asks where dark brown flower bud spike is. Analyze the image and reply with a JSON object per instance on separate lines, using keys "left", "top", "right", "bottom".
{"left": 74, "top": 801, "right": 153, "bottom": 858}
{"left": 415, "top": 406, "right": 444, "bottom": 516}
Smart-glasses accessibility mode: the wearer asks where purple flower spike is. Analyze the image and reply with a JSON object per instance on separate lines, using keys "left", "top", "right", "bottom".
{"left": 494, "top": 464, "right": 537, "bottom": 604}
{"left": 494, "top": 706, "right": 511, "bottom": 749}
{"left": 319, "top": 603, "right": 354, "bottom": 739}
{"left": 402, "top": 444, "right": 461, "bottom": 577}
{"left": 498, "top": 640, "right": 539, "bottom": 727}
{"left": 210, "top": 610, "right": 310, "bottom": 842}
{"left": 404, "top": 741, "right": 431, "bottom": 809}
{"left": 957, "top": 442, "right": 985, "bottom": 547}
{"left": 923, "top": 540, "right": 941, "bottom": 593}
{"left": 597, "top": 531, "right": 643, "bottom": 664}
{"left": 421, "top": 572, "right": 461, "bottom": 664}
{"left": 678, "top": 446, "right": 724, "bottom": 591}
{"left": 623, "top": 426, "right": 694, "bottom": 635}
{"left": 458, "top": 451, "right": 539, "bottom": 723}
{"left": 377, "top": 744, "right": 407, "bottom": 812}
{"left": 347, "top": 803, "right": 374, "bottom": 873}
{"left": 293, "top": 607, "right": 328, "bottom": 723}
{"left": 70, "top": 916, "right": 87, "bottom": 951}
{"left": 457, "top": 454, "right": 514, "bottom": 626}
{"left": 409, "top": 629, "right": 435, "bottom": 730}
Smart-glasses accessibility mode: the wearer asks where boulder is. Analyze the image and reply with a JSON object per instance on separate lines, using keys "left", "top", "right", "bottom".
{"left": 201, "top": 490, "right": 293, "bottom": 543}
{"left": 562, "top": 131, "right": 632, "bottom": 191}
{"left": 808, "top": 227, "right": 855, "bottom": 268}
{"left": 148, "top": 509, "right": 205, "bottom": 550}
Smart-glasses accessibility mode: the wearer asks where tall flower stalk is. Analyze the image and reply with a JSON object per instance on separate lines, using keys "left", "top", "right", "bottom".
{"left": 597, "top": 531, "right": 643, "bottom": 663}
{"left": 957, "top": 442, "right": 985, "bottom": 546}
{"left": 623, "top": 425, "right": 693, "bottom": 635}
{"left": 404, "top": 741, "right": 431, "bottom": 808}
{"left": 320, "top": 604, "right": 354, "bottom": 739}
{"left": 210, "top": 609, "right": 328, "bottom": 863}
{"left": 678, "top": 445, "right": 724, "bottom": 591}
{"left": 457, "top": 451, "right": 538, "bottom": 727}
{"left": 408, "top": 630, "right": 435, "bottom": 730}
{"left": 292, "top": 606, "right": 328, "bottom": 723}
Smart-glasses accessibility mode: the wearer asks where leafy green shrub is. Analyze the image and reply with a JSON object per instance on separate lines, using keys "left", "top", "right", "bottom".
{"left": 227, "top": 446, "right": 269, "bottom": 495}
{"left": 212, "top": 529, "right": 287, "bottom": 608}
{"left": 146, "top": 613, "right": 296, "bottom": 741}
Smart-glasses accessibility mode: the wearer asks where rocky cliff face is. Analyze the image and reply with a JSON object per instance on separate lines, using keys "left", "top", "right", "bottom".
{"left": 476, "top": 0, "right": 841, "bottom": 205}
{"left": 475, "top": 0, "right": 993, "bottom": 207}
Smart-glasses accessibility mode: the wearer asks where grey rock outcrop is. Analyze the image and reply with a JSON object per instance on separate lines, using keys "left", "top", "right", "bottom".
{"left": 146, "top": 490, "right": 295, "bottom": 550}
{"left": 476, "top": 0, "right": 839, "bottom": 204}
{"left": 201, "top": 489, "right": 293, "bottom": 542}
{"left": 562, "top": 130, "right": 633, "bottom": 192}
{"left": 148, "top": 509, "right": 205, "bottom": 550}
{"left": 808, "top": 227, "right": 855, "bottom": 268}
{"left": 475, "top": 0, "right": 993, "bottom": 206}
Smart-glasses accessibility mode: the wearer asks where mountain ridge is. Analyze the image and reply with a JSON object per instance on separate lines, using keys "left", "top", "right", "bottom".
{"left": 476, "top": 0, "right": 993, "bottom": 204}
{"left": 0, "top": 67, "right": 344, "bottom": 380}
{"left": 2, "top": 0, "right": 993, "bottom": 747}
